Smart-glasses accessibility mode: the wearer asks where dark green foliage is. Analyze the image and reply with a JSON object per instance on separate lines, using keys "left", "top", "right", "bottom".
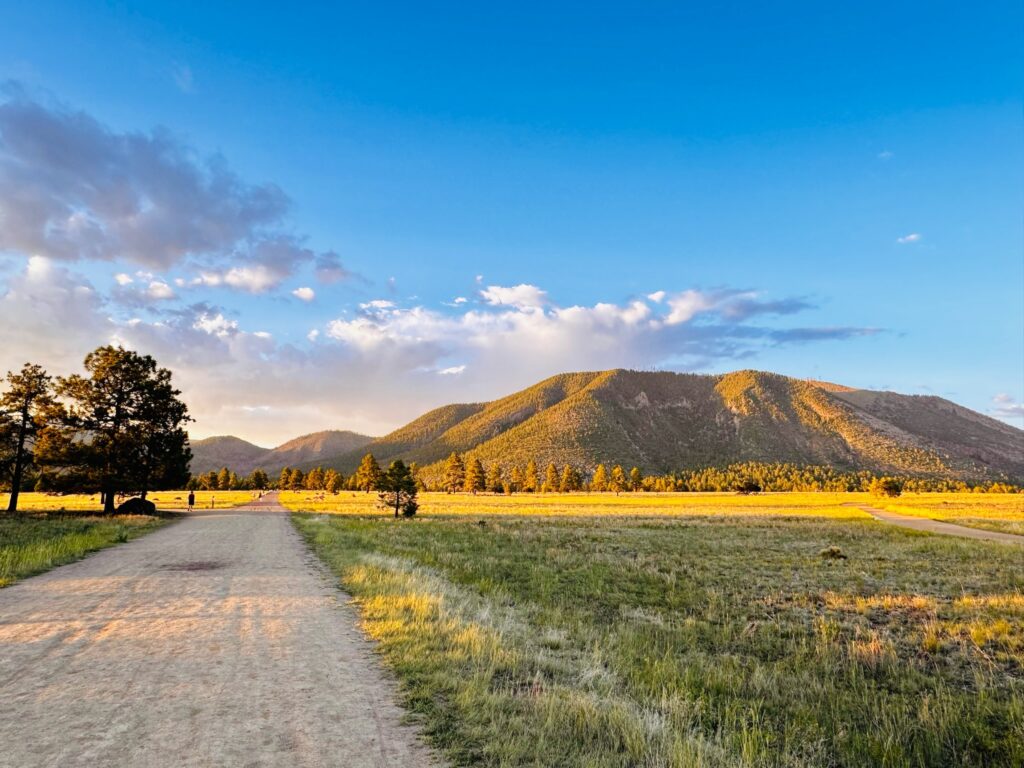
{"left": 377, "top": 460, "right": 418, "bottom": 517}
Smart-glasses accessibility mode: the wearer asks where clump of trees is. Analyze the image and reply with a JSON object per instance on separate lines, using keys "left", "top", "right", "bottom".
{"left": 1, "top": 347, "right": 192, "bottom": 513}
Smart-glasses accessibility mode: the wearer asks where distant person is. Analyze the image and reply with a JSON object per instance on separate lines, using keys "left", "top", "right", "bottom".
{"left": 211, "top": 495, "right": 215, "bottom": 509}
{"left": 187, "top": 491, "right": 195, "bottom": 512}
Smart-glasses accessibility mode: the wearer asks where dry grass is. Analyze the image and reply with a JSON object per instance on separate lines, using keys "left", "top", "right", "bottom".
{"left": 292, "top": 492, "right": 1024, "bottom": 767}
{"left": 2, "top": 490, "right": 258, "bottom": 513}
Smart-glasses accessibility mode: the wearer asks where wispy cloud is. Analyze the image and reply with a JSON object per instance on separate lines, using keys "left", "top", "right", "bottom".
{"left": 991, "top": 393, "right": 1024, "bottom": 422}
{"left": 292, "top": 286, "right": 315, "bottom": 302}
{"left": 896, "top": 233, "right": 921, "bottom": 244}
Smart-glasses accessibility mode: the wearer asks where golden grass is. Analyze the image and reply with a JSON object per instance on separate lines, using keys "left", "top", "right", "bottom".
{"left": 281, "top": 490, "right": 879, "bottom": 519}
{"left": 2, "top": 490, "right": 258, "bottom": 513}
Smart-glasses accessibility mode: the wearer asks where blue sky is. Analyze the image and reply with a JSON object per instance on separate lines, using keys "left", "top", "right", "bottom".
{"left": 0, "top": 1, "right": 1021, "bottom": 444}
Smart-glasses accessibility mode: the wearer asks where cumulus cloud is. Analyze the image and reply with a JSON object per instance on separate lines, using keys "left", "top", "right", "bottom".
{"left": 0, "top": 85, "right": 357, "bottom": 294}
{"left": 897, "top": 233, "right": 921, "bottom": 244}
{"left": 0, "top": 258, "right": 880, "bottom": 444}
{"left": 292, "top": 286, "right": 315, "bottom": 302}
{"left": 479, "top": 283, "right": 547, "bottom": 309}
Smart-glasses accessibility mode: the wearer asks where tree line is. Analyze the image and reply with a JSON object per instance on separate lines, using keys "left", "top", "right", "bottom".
{"left": 0, "top": 347, "right": 191, "bottom": 513}
{"left": 196, "top": 453, "right": 1023, "bottom": 496}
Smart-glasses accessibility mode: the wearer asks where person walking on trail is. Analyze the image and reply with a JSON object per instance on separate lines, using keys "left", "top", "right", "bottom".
{"left": 210, "top": 495, "right": 216, "bottom": 509}
{"left": 187, "top": 491, "right": 195, "bottom": 512}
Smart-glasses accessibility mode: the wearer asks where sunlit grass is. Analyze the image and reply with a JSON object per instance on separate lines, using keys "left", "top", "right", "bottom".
{"left": 1, "top": 490, "right": 257, "bottom": 512}
{"left": 293, "top": 495, "right": 1024, "bottom": 766}
{"left": 0, "top": 514, "right": 168, "bottom": 587}
{"left": 878, "top": 494, "right": 1024, "bottom": 535}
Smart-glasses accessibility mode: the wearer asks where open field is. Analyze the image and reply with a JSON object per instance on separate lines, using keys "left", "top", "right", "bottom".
{"left": 0, "top": 513, "right": 169, "bottom": 587}
{"left": 290, "top": 491, "right": 1024, "bottom": 767}
{"left": 877, "top": 495, "right": 1024, "bottom": 536}
{"left": 0, "top": 490, "right": 259, "bottom": 513}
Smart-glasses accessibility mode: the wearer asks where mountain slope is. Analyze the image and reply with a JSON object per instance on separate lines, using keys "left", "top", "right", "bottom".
{"left": 319, "top": 369, "right": 1023, "bottom": 481}
{"left": 191, "top": 430, "right": 374, "bottom": 475}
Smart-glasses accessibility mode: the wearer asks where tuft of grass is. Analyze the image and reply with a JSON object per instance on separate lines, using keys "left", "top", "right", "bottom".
{"left": 294, "top": 497, "right": 1024, "bottom": 767}
{"left": 0, "top": 513, "right": 168, "bottom": 587}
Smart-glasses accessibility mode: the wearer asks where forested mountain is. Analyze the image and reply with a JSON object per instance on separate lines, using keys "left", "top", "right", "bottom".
{"left": 302, "top": 370, "right": 1024, "bottom": 482}
{"left": 190, "top": 430, "right": 373, "bottom": 474}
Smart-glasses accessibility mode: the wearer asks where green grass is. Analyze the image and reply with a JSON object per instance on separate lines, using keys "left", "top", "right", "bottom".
{"left": 293, "top": 500, "right": 1024, "bottom": 767}
{"left": 0, "top": 513, "right": 169, "bottom": 587}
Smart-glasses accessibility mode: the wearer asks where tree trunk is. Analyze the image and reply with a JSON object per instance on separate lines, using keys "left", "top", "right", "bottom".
{"left": 103, "top": 482, "right": 116, "bottom": 514}
{"left": 6, "top": 414, "right": 28, "bottom": 513}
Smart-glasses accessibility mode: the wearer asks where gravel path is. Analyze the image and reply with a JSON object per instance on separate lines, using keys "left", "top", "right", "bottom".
{"left": 0, "top": 494, "right": 441, "bottom": 768}
{"left": 851, "top": 503, "right": 1024, "bottom": 545}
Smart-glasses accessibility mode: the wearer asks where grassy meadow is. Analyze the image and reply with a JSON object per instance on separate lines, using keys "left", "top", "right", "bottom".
{"left": 0, "top": 489, "right": 258, "bottom": 513}
{"left": 0, "top": 513, "right": 169, "bottom": 587}
{"left": 288, "top": 491, "right": 1023, "bottom": 767}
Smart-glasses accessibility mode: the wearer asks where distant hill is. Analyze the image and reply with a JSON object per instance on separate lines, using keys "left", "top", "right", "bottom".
{"left": 190, "top": 430, "right": 374, "bottom": 475}
{"left": 307, "top": 369, "right": 1024, "bottom": 482}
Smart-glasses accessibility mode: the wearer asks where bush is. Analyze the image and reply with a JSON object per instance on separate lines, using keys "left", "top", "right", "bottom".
{"left": 869, "top": 477, "right": 903, "bottom": 498}
{"left": 116, "top": 497, "right": 157, "bottom": 515}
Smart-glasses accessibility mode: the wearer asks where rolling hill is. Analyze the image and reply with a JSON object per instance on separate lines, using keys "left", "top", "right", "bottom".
{"left": 303, "top": 369, "right": 1024, "bottom": 482}
{"left": 190, "top": 430, "right": 374, "bottom": 475}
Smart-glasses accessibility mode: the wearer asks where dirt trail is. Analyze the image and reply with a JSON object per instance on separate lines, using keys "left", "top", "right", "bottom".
{"left": 0, "top": 493, "right": 441, "bottom": 768}
{"left": 850, "top": 503, "right": 1024, "bottom": 545}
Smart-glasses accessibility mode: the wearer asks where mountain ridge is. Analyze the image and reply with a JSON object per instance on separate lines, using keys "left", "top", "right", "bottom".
{"left": 189, "top": 429, "right": 374, "bottom": 475}
{"left": 192, "top": 370, "right": 1024, "bottom": 482}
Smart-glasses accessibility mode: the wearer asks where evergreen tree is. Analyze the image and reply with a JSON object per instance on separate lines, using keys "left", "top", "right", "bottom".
{"left": 559, "top": 464, "right": 581, "bottom": 492}
{"left": 229, "top": 471, "right": 241, "bottom": 490}
{"left": 42, "top": 346, "right": 191, "bottom": 512}
{"left": 289, "top": 468, "right": 305, "bottom": 490}
{"left": 377, "top": 460, "right": 418, "bottom": 517}
{"left": 629, "top": 467, "right": 643, "bottom": 492}
{"left": 508, "top": 465, "right": 524, "bottom": 494}
{"left": 442, "top": 452, "right": 466, "bottom": 493}
{"left": 591, "top": 464, "right": 608, "bottom": 492}
{"left": 324, "top": 469, "right": 343, "bottom": 493}
{"left": 305, "top": 466, "right": 325, "bottom": 490}
{"left": 249, "top": 469, "right": 269, "bottom": 490}
{"left": 355, "top": 453, "right": 382, "bottom": 492}
{"left": 523, "top": 459, "right": 539, "bottom": 493}
{"left": 464, "top": 457, "right": 485, "bottom": 494}
{"left": 0, "top": 363, "right": 53, "bottom": 513}
{"left": 486, "top": 462, "right": 504, "bottom": 493}
{"left": 217, "top": 467, "right": 232, "bottom": 491}
{"left": 610, "top": 465, "right": 628, "bottom": 495}
{"left": 542, "top": 462, "right": 560, "bottom": 493}
{"left": 278, "top": 467, "right": 292, "bottom": 490}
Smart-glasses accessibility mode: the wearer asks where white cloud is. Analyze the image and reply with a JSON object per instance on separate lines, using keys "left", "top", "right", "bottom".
{"left": 146, "top": 280, "right": 175, "bottom": 300}
{"left": 292, "top": 286, "right": 315, "bottom": 302}
{"left": 479, "top": 283, "right": 548, "bottom": 309}
{"left": 453, "top": 296, "right": 468, "bottom": 304}
{"left": 438, "top": 365, "right": 466, "bottom": 375}
{"left": 647, "top": 290, "right": 666, "bottom": 303}
{"left": 193, "top": 312, "right": 238, "bottom": 337}
{"left": 307, "top": 328, "right": 320, "bottom": 342}
{"left": 114, "top": 272, "right": 134, "bottom": 286}
{"left": 878, "top": 150, "right": 894, "bottom": 160}
{"left": 360, "top": 299, "right": 395, "bottom": 310}
{"left": 897, "top": 233, "right": 921, "bottom": 244}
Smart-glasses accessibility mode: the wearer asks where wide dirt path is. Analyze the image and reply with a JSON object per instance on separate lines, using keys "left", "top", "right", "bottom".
{"left": 850, "top": 503, "right": 1024, "bottom": 545}
{"left": 0, "top": 494, "right": 440, "bottom": 768}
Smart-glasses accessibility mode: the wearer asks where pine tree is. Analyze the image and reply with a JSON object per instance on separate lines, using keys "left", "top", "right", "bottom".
{"left": 464, "top": 457, "right": 485, "bottom": 494}
{"left": 442, "top": 452, "right": 466, "bottom": 493}
{"left": 249, "top": 469, "right": 269, "bottom": 490}
{"left": 610, "top": 465, "right": 627, "bottom": 495}
{"left": 523, "top": 459, "right": 539, "bottom": 493}
{"left": 0, "top": 363, "right": 53, "bottom": 513}
{"left": 355, "top": 453, "right": 382, "bottom": 492}
{"left": 377, "top": 460, "right": 418, "bottom": 517}
{"left": 591, "top": 464, "right": 608, "bottom": 492}
{"left": 542, "top": 463, "right": 560, "bottom": 493}
{"left": 559, "top": 464, "right": 581, "bottom": 492}
{"left": 629, "top": 467, "right": 643, "bottom": 492}
{"left": 509, "top": 465, "right": 524, "bottom": 494}
{"left": 485, "top": 462, "right": 503, "bottom": 493}
{"left": 305, "top": 466, "right": 325, "bottom": 490}
{"left": 217, "top": 467, "right": 232, "bottom": 491}
{"left": 324, "top": 469, "right": 343, "bottom": 493}
{"left": 289, "top": 468, "right": 305, "bottom": 490}
{"left": 279, "top": 467, "right": 292, "bottom": 490}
